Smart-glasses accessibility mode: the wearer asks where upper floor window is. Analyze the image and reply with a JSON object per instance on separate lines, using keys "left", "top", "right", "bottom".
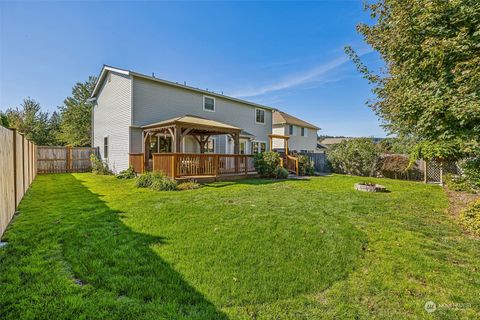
{"left": 203, "top": 96, "right": 215, "bottom": 112}
{"left": 255, "top": 108, "right": 265, "bottom": 124}
{"left": 301, "top": 127, "right": 307, "bottom": 137}
{"left": 103, "top": 136, "right": 109, "bottom": 159}
{"left": 288, "top": 125, "right": 294, "bottom": 135}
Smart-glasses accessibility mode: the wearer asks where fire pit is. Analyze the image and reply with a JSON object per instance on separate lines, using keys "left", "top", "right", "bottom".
{"left": 354, "top": 182, "right": 387, "bottom": 193}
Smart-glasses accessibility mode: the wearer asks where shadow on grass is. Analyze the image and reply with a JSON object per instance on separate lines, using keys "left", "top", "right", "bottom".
{"left": 6, "top": 174, "right": 228, "bottom": 319}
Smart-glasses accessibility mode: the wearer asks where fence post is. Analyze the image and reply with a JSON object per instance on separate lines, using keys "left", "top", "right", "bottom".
{"left": 423, "top": 160, "right": 427, "bottom": 183}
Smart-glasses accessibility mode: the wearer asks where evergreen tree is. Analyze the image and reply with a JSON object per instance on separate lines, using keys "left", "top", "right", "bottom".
{"left": 57, "top": 76, "right": 97, "bottom": 146}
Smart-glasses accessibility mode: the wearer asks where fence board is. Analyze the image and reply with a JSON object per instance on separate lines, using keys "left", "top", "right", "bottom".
{"left": 37, "top": 146, "right": 95, "bottom": 173}
{"left": 0, "top": 127, "right": 36, "bottom": 238}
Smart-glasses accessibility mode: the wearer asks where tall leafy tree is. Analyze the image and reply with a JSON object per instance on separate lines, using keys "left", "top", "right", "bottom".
{"left": 0, "top": 111, "right": 9, "bottom": 128}
{"left": 57, "top": 76, "right": 97, "bottom": 146}
{"left": 346, "top": 0, "right": 480, "bottom": 153}
{"left": 4, "top": 98, "right": 53, "bottom": 145}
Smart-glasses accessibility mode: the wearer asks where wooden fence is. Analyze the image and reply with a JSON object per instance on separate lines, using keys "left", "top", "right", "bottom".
{"left": 37, "top": 146, "right": 95, "bottom": 173}
{"left": 0, "top": 126, "right": 37, "bottom": 238}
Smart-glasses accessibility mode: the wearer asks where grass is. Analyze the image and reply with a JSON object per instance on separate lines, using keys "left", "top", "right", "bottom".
{"left": 0, "top": 173, "right": 479, "bottom": 319}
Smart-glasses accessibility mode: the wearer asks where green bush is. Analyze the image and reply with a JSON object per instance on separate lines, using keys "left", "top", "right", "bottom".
{"left": 297, "top": 155, "right": 315, "bottom": 176}
{"left": 460, "top": 199, "right": 480, "bottom": 236}
{"left": 90, "top": 154, "right": 113, "bottom": 175}
{"left": 135, "top": 171, "right": 177, "bottom": 191}
{"left": 254, "top": 152, "right": 281, "bottom": 178}
{"left": 327, "top": 138, "right": 381, "bottom": 177}
{"left": 177, "top": 181, "right": 201, "bottom": 191}
{"left": 274, "top": 166, "right": 289, "bottom": 179}
{"left": 150, "top": 177, "right": 178, "bottom": 191}
{"left": 116, "top": 166, "right": 136, "bottom": 180}
{"left": 135, "top": 172, "right": 163, "bottom": 188}
{"left": 460, "top": 157, "right": 480, "bottom": 189}
{"left": 380, "top": 154, "right": 422, "bottom": 180}
{"left": 443, "top": 174, "right": 476, "bottom": 193}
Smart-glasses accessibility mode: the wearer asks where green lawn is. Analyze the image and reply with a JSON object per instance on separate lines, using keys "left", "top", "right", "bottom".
{"left": 0, "top": 174, "right": 478, "bottom": 319}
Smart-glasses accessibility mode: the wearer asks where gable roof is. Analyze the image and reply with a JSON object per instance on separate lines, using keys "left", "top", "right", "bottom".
{"left": 272, "top": 111, "right": 320, "bottom": 130}
{"left": 90, "top": 65, "right": 276, "bottom": 111}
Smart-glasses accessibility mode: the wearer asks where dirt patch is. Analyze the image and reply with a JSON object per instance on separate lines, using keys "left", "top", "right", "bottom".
{"left": 445, "top": 187, "right": 480, "bottom": 218}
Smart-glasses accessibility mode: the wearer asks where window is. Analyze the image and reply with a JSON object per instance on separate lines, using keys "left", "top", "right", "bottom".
{"left": 260, "top": 142, "right": 266, "bottom": 153}
{"left": 103, "top": 137, "right": 109, "bottom": 159}
{"left": 240, "top": 141, "right": 246, "bottom": 155}
{"left": 251, "top": 141, "right": 267, "bottom": 154}
{"left": 255, "top": 108, "right": 265, "bottom": 124}
{"left": 288, "top": 125, "right": 294, "bottom": 135}
{"left": 301, "top": 127, "right": 307, "bottom": 137}
{"left": 203, "top": 96, "right": 215, "bottom": 112}
{"left": 205, "top": 138, "right": 215, "bottom": 153}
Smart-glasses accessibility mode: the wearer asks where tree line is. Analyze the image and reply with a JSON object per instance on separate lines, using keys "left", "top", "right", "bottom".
{"left": 0, "top": 76, "right": 97, "bottom": 146}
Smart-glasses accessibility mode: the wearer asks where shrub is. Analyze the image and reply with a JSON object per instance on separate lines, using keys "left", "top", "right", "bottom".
{"left": 254, "top": 152, "right": 281, "bottom": 178}
{"left": 116, "top": 166, "right": 136, "bottom": 180}
{"left": 177, "top": 181, "right": 201, "bottom": 191}
{"left": 135, "top": 172, "right": 164, "bottom": 188}
{"left": 274, "top": 166, "right": 289, "bottom": 179}
{"left": 460, "top": 199, "right": 480, "bottom": 236}
{"left": 380, "top": 154, "right": 422, "bottom": 180}
{"left": 150, "top": 177, "right": 178, "bottom": 191}
{"left": 297, "top": 155, "right": 315, "bottom": 176}
{"left": 443, "top": 174, "right": 475, "bottom": 193}
{"left": 135, "top": 171, "right": 178, "bottom": 191}
{"left": 460, "top": 157, "right": 480, "bottom": 189}
{"left": 327, "top": 138, "right": 381, "bottom": 177}
{"left": 90, "top": 154, "right": 113, "bottom": 175}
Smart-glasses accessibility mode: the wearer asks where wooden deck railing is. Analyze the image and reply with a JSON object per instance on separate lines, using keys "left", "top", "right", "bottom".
{"left": 286, "top": 155, "right": 299, "bottom": 175}
{"left": 149, "top": 153, "right": 256, "bottom": 178}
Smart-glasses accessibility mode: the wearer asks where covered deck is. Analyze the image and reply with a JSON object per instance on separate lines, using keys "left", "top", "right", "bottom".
{"left": 129, "top": 115, "right": 257, "bottom": 180}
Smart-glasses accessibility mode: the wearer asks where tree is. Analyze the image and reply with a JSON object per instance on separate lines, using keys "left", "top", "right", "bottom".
{"left": 3, "top": 98, "right": 53, "bottom": 145}
{"left": 57, "top": 76, "right": 97, "bottom": 146}
{"left": 327, "top": 138, "right": 382, "bottom": 177}
{"left": 346, "top": 0, "right": 480, "bottom": 152}
{"left": 0, "top": 111, "right": 9, "bottom": 128}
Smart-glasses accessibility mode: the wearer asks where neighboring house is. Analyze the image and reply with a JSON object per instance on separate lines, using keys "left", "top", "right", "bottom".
{"left": 90, "top": 65, "right": 274, "bottom": 173}
{"left": 318, "top": 137, "right": 351, "bottom": 149}
{"left": 272, "top": 111, "right": 320, "bottom": 153}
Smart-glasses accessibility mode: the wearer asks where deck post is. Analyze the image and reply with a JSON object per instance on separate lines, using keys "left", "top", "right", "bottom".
{"left": 214, "top": 154, "right": 219, "bottom": 177}
{"left": 244, "top": 155, "right": 248, "bottom": 175}
{"left": 172, "top": 154, "right": 177, "bottom": 178}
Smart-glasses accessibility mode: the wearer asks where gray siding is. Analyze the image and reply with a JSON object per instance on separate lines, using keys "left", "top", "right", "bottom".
{"left": 131, "top": 77, "right": 272, "bottom": 153}
{"left": 93, "top": 71, "right": 132, "bottom": 173}
{"left": 272, "top": 125, "right": 318, "bottom": 152}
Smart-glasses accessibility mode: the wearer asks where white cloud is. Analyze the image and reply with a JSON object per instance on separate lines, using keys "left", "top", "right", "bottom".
{"left": 230, "top": 48, "right": 373, "bottom": 98}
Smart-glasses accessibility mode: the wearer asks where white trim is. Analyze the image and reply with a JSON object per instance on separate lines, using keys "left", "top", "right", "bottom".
{"left": 205, "top": 137, "right": 216, "bottom": 153}
{"left": 255, "top": 108, "right": 266, "bottom": 125}
{"left": 91, "top": 65, "right": 130, "bottom": 97}
{"left": 251, "top": 140, "right": 267, "bottom": 154}
{"left": 203, "top": 95, "right": 216, "bottom": 112}
{"left": 301, "top": 127, "right": 307, "bottom": 137}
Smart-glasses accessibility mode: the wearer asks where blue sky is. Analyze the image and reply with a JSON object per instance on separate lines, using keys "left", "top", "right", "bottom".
{"left": 0, "top": 1, "right": 386, "bottom": 137}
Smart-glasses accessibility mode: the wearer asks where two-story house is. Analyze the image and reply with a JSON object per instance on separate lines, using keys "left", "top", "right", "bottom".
{"left": 272, "top": 111, "right": 320, "bottom": 153}
{"left": 90, "top": 65, "right": 274, "bottom": 173}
